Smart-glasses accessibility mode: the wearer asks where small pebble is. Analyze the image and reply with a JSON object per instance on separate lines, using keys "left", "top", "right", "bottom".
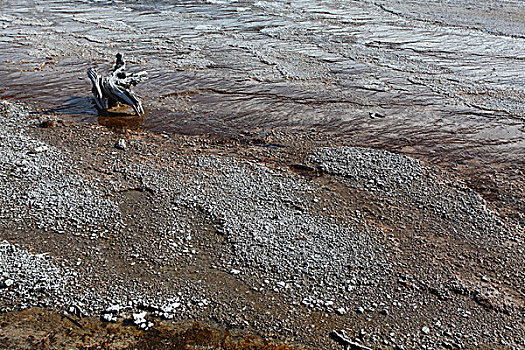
{"left": 336, "top": 307, "right": 346, "bottom": 315}
{"left": 115, "top": 139, "right": 127, "bottom": 150}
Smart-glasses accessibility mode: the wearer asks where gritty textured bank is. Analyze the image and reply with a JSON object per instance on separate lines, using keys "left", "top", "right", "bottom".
{"left": 0, "top": 100, "right": 523, "bottom": 349}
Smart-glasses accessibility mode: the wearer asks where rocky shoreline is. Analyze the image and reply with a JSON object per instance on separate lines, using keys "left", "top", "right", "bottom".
{"left": 0, "top": 100, "right": 523, "bottom": 349}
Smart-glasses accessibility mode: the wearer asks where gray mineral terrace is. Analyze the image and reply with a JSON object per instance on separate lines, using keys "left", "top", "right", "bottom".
{"left": 0, "top": 100, "right": 523, "bottom": 349}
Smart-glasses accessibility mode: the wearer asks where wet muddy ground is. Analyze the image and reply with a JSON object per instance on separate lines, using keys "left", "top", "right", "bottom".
{"left": 0, "top": 309, "right": 297, "bottom": 349}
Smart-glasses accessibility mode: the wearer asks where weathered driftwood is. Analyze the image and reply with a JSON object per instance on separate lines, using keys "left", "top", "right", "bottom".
{"left": 87, "top": 53, "right": 147, "bottom": 116}
{"left": 330, "top": 330, "right": 373, "bottom": 350}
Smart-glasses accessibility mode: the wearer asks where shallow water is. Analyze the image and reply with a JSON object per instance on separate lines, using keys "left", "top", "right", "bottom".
{"left": 1, "top": 0, "right": 524, "bottom": 169}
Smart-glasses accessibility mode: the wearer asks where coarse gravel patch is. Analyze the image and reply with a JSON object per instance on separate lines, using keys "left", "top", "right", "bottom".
{"left": 0, "top": 100, "right": 523, "bottom": 349}
{"left": 311, "top": 146, "right": 519, "bottom": 245}
{"left": 0, "top": 240, "right": 76, "bottom": 312}
{"left": 0, "top": 101, "right": 121, "bottom": 237}
{"left": 124, "top": 155, "right": 391, "bottom": 312}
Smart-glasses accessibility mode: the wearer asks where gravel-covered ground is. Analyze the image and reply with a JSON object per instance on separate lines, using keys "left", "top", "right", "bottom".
{"left": 0, "top": 100, "right": 524, "bottom": 349}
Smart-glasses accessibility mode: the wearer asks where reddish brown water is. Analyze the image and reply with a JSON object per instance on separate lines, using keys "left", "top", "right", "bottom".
{"left": 1, "top": 0, "right": 524, "bottom": 171}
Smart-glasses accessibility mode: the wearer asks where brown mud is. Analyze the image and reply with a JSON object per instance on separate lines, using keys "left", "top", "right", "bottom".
{"left": 0, "top": 309, "right": 298, "bottom": 350}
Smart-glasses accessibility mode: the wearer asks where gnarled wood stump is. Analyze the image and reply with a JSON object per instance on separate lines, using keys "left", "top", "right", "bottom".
{"left": 87, "top": 53, "right": 147, "bottom": 116}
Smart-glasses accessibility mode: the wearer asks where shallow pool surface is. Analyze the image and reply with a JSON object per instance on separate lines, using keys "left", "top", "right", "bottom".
{"left": 1, "top": 0, "right": 524, "bottom": 169}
